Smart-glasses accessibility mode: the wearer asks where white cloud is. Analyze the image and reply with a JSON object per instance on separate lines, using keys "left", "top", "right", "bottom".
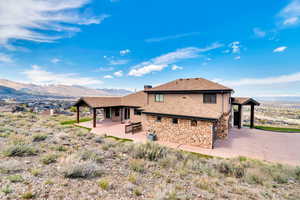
{"left": 284, "top": 17, "right": 299, "bottom": 25}
{"left": 128, "top": 44, "right": 221, "bottom": 76}
{"left": 51, "top": 58, "right": 60, "bottom": 64}
{"left": 120, "top": 49, "right": 130, "bottom": 56}
{"left": 229, "top": 41, "right": 241, "bottom": 54}
{"left": 128, "top": 43, "right": 222, "bottom": 77}
{"left": 113, "top": 70, "right": 123, "bottom": 77}
{"left": 0, "top": 0, "right": 109, "bottom": 48}
{"left": 23, "top": 65, "right": 102, "bottom": 86}
{"left": 0, "top": 53, "right": 13, "bottom": 63}
{"left": 273, "top": 46, "right": 287, "bottom": 52}
{"left": 171, "top": 65, "right": 183, "bottom": 70}
{"left": 221, "top": 72, "right": 300, "bottom": 87}
{"left": 145, "top": 32, "right": 200, "bottom": 43}
{"left": 129, "top": 64, "right": 167, "bottom": 77}
{"left": 103, "top": 75, "right": 113, "bottom": 79}
{"left": 234, "top": 56, "right": 241, "bottom": 60}
{"left": 279, "top": 0, "right": 300, "bottom": 26}
{"left": 95, "top": 67, "right": 114, "bottom": 72}
{"left": 109, "top": 59, "right": 129, "bottom": 65}
{"left": 253, "top": 28, "right": 266, "bottom": 38}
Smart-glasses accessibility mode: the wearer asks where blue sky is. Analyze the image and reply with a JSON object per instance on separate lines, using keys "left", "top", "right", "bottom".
{"left": 1, "top": 0, "right": 300, "bottom": 97}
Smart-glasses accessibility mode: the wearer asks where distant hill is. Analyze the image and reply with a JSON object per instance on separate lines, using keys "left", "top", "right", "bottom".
{"left": 0, "top": 79, "right": 132, "bottom": 97}
{"left": 0, "top": 85, "right": 25, "bottom": 95}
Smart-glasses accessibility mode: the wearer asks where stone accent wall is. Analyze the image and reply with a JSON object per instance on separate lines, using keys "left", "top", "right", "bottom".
{"left": 142, "top": 114, "right": 214, "bottom": 149}
{"left": 130, "top": 108, "right": 143, "bottom": 123}
{"left": 215, "top": 112, "right": 231, "bottom": 139}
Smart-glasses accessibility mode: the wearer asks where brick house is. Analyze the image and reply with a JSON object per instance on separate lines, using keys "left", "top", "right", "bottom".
{"left": 74, "top": 78, "right": 259, "bottom": 148}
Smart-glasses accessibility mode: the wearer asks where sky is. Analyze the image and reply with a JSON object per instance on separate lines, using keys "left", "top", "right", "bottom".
{"left": 1, "top": 0, "right": 300, "bottom": 97}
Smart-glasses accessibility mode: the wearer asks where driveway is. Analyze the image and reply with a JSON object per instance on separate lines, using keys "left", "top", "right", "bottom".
{"left": 175, "top": 128, "right": 300, "bottom": 166}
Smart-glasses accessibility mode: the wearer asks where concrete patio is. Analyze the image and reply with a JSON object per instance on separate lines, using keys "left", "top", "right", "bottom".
{"left": 78, "top": 121, "right": 300, "bottom": 166}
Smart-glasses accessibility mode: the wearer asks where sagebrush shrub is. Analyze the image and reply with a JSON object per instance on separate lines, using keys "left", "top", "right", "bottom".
{"left": 132, "top": 142, "right": 167, "bottom": 161}
{"left": 3, "top": 143, "right": 38, "bottom": 157}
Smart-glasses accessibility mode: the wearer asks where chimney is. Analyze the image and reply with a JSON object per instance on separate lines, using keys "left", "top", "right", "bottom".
{"left": 144, "top": 85, "right": 152, "bottom": 90}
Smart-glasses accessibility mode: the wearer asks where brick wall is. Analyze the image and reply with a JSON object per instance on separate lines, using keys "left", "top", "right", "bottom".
{"left": 142, "top": 114, "right": 214, "bottom": 149}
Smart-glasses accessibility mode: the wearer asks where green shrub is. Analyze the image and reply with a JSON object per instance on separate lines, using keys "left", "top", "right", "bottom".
{"left": 132, "top": 142, "right": 167, "bottom": 161}
{"left": 32, "top": 134, "right": 47, "bottom": 142}
{"left": 3, "top": 144, "right": 38, "bottom": 157}
{"left": 129, "top": 159, "right": 145, "bottom": 173}
{"left": 62, "top": 161, "right": 103, "bottom": 179}
{"left": 21, "top": 192, "right": 35, "bottom": 199}
{"left": 1, "top": 185, "right": 12, "bottom": 195}
{"left": 295, "top": 167, "right": 300, "bottom": 181}
{"left": 77, "top": 150, "right": 103, "bottom": 163}
{"left": 98, "top": 179, "right": 109, "bottom": 190}
{"left": 133, "top": 187, "right": 142, "bottom": 196}
{"left": 41, "top": 154, "right": 58, "bottom": 165}
{"left": 217, "top": 161, "right": 245, "bottom": 178}
{"left": 8, "top": 174, "right": 24, "bottom": 183}
{"left": 30, "top": 168, "right": 42, "bottom": 177}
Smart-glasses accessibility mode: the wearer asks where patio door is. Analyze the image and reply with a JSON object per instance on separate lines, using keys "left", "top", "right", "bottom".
{"left": 124, "top": 108, "right": 130, "bottom": 120}
{"left": 105, "top": 108, "right": 111, "bottom": 119}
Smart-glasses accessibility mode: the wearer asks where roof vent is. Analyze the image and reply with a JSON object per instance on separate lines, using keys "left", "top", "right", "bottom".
{"left": 144, "top": 85, "right": 152, "bottom": 90}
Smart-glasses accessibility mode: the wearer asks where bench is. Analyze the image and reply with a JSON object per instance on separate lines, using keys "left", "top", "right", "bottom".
{"left": 125, "top": 122, "right": 142, "bottom": 134}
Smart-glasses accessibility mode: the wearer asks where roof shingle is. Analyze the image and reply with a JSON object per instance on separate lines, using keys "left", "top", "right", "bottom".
{"left": 145, "top": 78, "right": 233, "bottom": 92}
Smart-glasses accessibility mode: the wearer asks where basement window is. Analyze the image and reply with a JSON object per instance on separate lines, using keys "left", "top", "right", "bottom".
{"left": 172, "top": 118, "right": 178, "bottom": 124}
{"left": 203, "top": 94, "right": 217, "bottom": 104}
{"left": 156, "top": 116, "right": 162, "bottom": 122}
{"left": 191, "top": 120, "right": 197, "bottom": 127}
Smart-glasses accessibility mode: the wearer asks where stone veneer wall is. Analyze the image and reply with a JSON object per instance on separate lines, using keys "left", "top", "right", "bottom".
{"left": 215, "top": 112, "right": 231, "bottom": 139}
{"left": 142, "top": 114, "right": 214, "bottom": 149}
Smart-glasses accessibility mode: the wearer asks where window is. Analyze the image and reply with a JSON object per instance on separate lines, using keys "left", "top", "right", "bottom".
{"left": 134, "top": 108, "right": 142, "bottom": 115}
{"left": 155, "top": 94, "right": 164, "bottom": 102}
{"left": 156, "top": 116, "right": 162, "bottom": 122}
{"left": 172, "top": 118, "right": 178, "bottom": 124}
{"left": 115, "top": 108, "right": 120, "bottom": 117}
{"left": 203, "top": 94, "right": 217, "bottom": 104}
{"left": 191, "top": 120, "right": 197, "bottom": 127}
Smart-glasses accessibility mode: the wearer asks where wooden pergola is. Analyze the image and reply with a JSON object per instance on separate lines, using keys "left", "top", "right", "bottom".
{"left": 231, "top": 97, "right": 260, "bottom": 129}
{"left": 73, "top": 97, "right": 135, "bottom": 128}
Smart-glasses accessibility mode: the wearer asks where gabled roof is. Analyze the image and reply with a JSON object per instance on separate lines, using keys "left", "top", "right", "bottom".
{"left": 144, "top": 78, "right": 233, "bottom": 93}
{"left": 74, "top": 90, "right": 148, "bottom": 108}
{"left": 231, "top": 97, "right": 260, "bottom": 106}
{"left": 74, "top": 97, "right": 122, "bottom": 108}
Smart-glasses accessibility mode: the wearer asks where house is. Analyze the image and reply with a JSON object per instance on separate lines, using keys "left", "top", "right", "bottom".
{"left": 74, "top": 78, "right": 260, "bottom": 149}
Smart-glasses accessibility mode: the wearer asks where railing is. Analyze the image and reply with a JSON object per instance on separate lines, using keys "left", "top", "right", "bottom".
{"left": 125, "top": 122, "right": 142, "bottom": 134}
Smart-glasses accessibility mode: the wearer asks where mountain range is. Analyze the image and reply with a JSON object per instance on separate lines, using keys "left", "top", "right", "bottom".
{"left": 0, "top": 79, "right": 132, "bottom": 97}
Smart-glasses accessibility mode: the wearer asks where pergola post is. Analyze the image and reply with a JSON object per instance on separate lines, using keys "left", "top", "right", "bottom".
{"left": 93, "top": 108, "right": 96, "bottom": 128}
{"left": 76, "top": 105, "right": 80, "bottom": 123}
{"left": 250, "top": 104, "right": 255, "bottom": 128}
{"left": 238, "top": 105, "right": 242, "bottom": 129}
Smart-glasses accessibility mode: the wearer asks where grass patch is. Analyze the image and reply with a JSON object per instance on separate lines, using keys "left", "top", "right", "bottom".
{"left": 32, "top": 133, "right": 47, "bottom": 142}
{"left": 21, "top": 192, "right": 35, "bottom": 199}
{"left": 8, "top": 174, "right": 24, "bottom": 183}
{"left": 246, "top": 125, "right": 300, "bottom": 133}
{"left": 98, "top": 179, "right": 109, "bottom": 190}
{"left": 105, "top": 135, "right": 133, "bottom": 143}
{"left": 60, "top": 118, "right": 91, "bottom": 125}
{"left": 3, "top": 144, "right": 38, "bottom": 157}
{"left": 41, "top": 154, "right": 58, "bottom": 165}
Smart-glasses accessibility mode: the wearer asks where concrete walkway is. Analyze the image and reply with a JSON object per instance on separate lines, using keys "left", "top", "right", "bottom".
{"left": 78, "top": 121, "right": 300, "bottom": 166}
